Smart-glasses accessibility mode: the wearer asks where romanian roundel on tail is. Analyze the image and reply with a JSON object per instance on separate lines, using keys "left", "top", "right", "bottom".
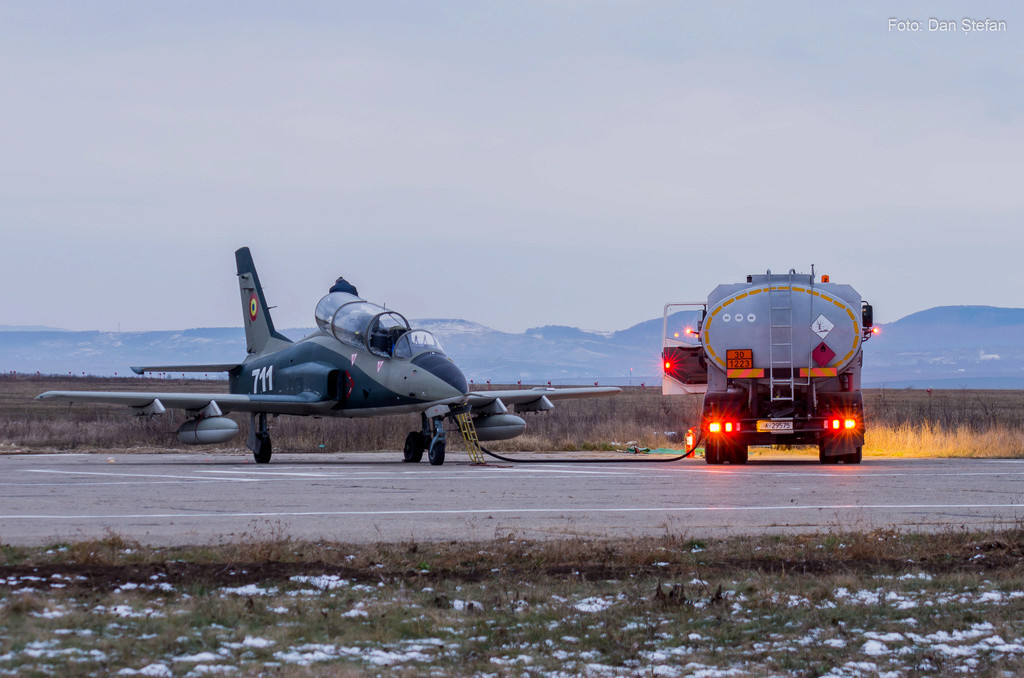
{"left": 235, "top": 247, "right": 293, "bottom": 356}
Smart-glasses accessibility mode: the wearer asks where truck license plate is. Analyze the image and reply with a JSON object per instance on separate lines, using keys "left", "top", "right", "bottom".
{"left": 757, "top": 420, "right": 793, "bottom": 433}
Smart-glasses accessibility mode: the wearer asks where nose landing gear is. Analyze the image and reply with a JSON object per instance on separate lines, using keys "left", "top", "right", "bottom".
{"left": 403, "top": 412, "right": 447, "bottom": 465}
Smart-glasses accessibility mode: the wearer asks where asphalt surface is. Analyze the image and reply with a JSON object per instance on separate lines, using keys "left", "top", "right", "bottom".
{"left": 1, "top": 452, "right": 1023, "bottom": 545}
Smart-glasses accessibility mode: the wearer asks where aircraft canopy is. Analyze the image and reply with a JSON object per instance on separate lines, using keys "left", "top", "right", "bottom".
{"left": 315, "top": 292, "right": 445, "bottom": 359}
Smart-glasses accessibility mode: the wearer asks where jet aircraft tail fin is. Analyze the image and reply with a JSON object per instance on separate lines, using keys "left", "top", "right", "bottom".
{"left": 235, "top": 247, "right": 293, "bottom": 355}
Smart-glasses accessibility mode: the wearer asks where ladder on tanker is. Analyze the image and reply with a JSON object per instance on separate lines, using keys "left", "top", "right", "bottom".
{"left": 767, "top": 270, "right": 796, "bottom": 402}
{"left": 454, "top": 411, "right": 486, "bottom": 464}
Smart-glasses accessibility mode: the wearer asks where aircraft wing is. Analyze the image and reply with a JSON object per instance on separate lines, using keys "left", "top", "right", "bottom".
{"left": 130, "top": 364, "right": 242, "bottom": 375}
{"left": 36, "top": 391, "right": 325, "bottom": 416}
{"left": 465, "top": 386, "right": 620, "bottom": 413}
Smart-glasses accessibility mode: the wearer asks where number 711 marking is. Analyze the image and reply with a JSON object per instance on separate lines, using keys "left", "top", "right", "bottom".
{"left": 252, "top": 365, "right": 273, "bottom": 393}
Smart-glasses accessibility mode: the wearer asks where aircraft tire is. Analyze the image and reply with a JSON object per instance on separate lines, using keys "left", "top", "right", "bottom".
{"left": 253, "top": 434, "right": 272, "bottom": 464}
{"left": 403, "top": 432, "right": 425, "bottom": 463}
{"left": 428, "top": 438, "right": 446, "bottom": 466}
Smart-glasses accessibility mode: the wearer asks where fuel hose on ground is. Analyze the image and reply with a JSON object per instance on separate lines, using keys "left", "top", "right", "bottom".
{"left": 479, "top": 445, "right": 694, "bottom": 464}
{"left": 477, "top": 432, "right": 704, "bottom": 464}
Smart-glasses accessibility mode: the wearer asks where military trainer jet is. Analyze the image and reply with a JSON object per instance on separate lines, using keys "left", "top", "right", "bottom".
{"left": 37, "top": 248, "right": 619, "bottom": 464}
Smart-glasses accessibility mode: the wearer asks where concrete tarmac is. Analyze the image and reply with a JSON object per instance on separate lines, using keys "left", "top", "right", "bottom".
{"left": 1, "top": 452, "right": 1023, "bottom": 545}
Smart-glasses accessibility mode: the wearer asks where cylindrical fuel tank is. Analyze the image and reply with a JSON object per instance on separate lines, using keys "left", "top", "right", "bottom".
{"left": 177, "top": 417, "right": 240, "bottom": 445}
{"left": 473, "top": 414, "right": 526, "bottom": 441}
{"left": 702, "top": 273, "right": 864, "bottom": 375}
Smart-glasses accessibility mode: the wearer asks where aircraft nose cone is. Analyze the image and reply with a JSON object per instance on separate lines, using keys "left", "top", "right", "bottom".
{"left": 412, "top": 352, "right": 468, "bottom": 395}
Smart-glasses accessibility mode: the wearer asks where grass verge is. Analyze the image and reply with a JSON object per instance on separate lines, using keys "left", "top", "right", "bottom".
{"left": 2, "top": 529, "right": 1024, "bottom": 675}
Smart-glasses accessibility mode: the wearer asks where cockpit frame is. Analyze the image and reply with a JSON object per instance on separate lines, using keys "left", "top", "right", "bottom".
{"left": 315, "top": 292, "right": 445, "bottom": 360}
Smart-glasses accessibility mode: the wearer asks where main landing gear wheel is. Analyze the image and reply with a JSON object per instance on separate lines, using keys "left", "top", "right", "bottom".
{"left": 403, "top": 432, "right": 428, "bottom": 463}
{"left": 253, "top": 433, "right": 272, "bottom": 464}
{"left": 250, "top": 412, "right": 273, "bottom": 464}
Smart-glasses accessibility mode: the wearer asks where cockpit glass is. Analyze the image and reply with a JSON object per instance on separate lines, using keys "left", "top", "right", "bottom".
{"left": 393, "top": 330, "right": 444, "bottom": 359}
{"left": 315, "top": 293, "right": 411, "bottom": 355}
{"left": 367, "top": 312, "right": 410, "bottom": 357}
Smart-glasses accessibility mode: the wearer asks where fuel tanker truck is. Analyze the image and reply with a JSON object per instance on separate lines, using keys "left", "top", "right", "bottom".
{"left": 662, "top": 270, "right": 875, "bottom": 465}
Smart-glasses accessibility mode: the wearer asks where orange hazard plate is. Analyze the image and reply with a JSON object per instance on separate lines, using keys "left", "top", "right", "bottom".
{"left": 726, "top": 349, "right": 753, "bottom": 369}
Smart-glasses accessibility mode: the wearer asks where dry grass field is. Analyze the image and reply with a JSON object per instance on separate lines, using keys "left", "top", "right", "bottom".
{"left": 3, "top": 528, "right": 1024, "bottom": 675}
{"left": 1, "top": 375, "right": 1023, "bottom": 458}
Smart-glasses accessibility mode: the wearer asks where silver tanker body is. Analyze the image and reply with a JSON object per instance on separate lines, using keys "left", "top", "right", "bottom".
{"left": 662, "top": 270, "right": 875, "bottom": 464}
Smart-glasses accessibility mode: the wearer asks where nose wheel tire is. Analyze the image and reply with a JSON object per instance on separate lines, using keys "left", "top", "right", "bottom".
{"left": 253, "top": 433, "right": 272, "bottom": 464}
{"left": 403, "top": 432, "right": 427, "bottom": 463}
{"left": 428, "top": 438, "right": 446, "bottom": 466}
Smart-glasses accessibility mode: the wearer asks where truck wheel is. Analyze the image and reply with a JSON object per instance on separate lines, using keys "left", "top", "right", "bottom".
{"left": 704, "top": 443, "right": 720, "bottom": 465}
{"left": 844, "top": 447, "right": 863, "bottom": 464}
{"left": 733, "top": 446, "right": 749, "bottom": 465}
{"left": 818, "top": 446, "right": 840, "bottom": 465}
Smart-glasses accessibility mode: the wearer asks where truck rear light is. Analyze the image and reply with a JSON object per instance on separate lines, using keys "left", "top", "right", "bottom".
{"left": 709, "top": 422, "right": 721, "bottom": 433}
{"left": 832, "top": 419, "right": 840, "bottom": 429}
{"left": 844, "top": 418, "right": 856, "bottom": 429}
{"left": 724, "top": 422, "right": 733, "bottom": 433}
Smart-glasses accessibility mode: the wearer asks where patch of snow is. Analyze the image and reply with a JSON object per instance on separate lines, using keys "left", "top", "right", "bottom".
{"left": 574, "top": 597, "right": 613, "bottom": 613}
{"left": 241, "top": 637, "right": 274, "bottom": 648}
{"left": 173, "top": 652, "right": 222, "bottom": 663}
{"left": 861, "top": 640, "right": 890, "bottom": 656}
{"left": 219, "top": 584, "right": 278, "bottom": 596}
{"left": 289, "top": 575, "right": 349, "bottom": 590}
{"left": 452, "top": 599, "right": 484, "bottom": 612}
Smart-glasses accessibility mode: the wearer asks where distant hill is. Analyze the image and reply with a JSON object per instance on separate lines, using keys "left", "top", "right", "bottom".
{"left": 0, "top": 324, "right": 67, "bottom": 332}
{"left": 862, "top": 306, "right": 1024, "bottom": 388}
{"left": 3, "top": 306, "right": 1024, "bottom": 388}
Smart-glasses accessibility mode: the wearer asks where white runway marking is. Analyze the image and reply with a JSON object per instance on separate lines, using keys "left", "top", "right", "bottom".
{"left": 0, "top": 481, "right": 238, "bottom": 487}
{"left": 0, "top": 503, "right": 1020, "bottom": 521}
{"left": 195, "top": 468, "right": 638, "bottom": 479}
{"left": 25, "top": 470, "right": 260, "bottom": 482}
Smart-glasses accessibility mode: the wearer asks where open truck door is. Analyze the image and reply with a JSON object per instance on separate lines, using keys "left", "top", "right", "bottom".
{"left": 662, "top": 302, "right": 708, "bottom": 395}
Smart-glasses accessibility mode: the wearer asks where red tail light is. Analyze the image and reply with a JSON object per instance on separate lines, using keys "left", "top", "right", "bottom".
{"left": 709, "top": 421, "right": 739, "bottom": 434}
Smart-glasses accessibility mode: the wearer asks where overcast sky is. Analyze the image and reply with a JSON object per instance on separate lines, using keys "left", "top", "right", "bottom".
{"left": 2, "top": 2, "right": 1021, "bottom": 333}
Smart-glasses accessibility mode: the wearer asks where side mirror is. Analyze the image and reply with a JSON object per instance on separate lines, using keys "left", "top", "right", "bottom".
{"left": 862, "top": 303, "right": 873, "bottom": 329}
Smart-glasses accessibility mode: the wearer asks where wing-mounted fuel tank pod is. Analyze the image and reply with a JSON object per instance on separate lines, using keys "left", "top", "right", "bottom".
{"left": 469, "top": 398, "right": 526, "bottom": 441}
{"left": 177, "top": 417, "right": 240, "bottom": 444}
{"left": 474, "top": 414, "right": 527, "bottom": 441}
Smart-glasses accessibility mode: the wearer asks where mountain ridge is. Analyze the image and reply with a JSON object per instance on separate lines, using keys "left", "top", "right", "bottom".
{"left": 3, "top": 306, "right": 1024, "bottom": 388}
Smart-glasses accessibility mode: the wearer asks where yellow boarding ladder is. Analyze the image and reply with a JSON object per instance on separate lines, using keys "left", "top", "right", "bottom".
{"left": 454, "top": 411, "right": 486, "bottom": 464}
